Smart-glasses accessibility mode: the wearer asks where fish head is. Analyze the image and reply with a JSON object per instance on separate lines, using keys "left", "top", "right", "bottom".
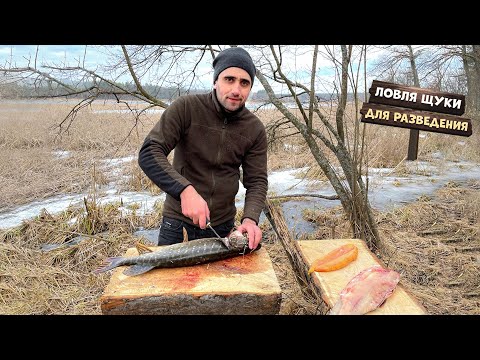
{"left": 224, "top": 229, "right": 249, "bottom": 250}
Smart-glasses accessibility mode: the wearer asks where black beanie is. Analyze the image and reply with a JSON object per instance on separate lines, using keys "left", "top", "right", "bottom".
{"left": 213, "top": 47, "right": 256, "bottom": 86}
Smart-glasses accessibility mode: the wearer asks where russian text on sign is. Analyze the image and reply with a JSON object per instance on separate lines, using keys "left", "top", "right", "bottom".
{"left": 360, "top": 103, "right": 472, "bottom": 137}
{"left": 369, "top": 80, "right": 465, "bottom": 116}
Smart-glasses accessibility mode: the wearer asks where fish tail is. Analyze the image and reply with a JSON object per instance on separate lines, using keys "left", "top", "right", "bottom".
{"left": 93, "top": 256, "right": 125, "bottom": 274}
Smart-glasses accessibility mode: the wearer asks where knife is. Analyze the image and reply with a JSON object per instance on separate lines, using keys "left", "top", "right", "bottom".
{"left": 206, "top": 219, "right": 222, "bottom": 239}
{"left": 206, "top": 219, "right": 231, "bottom": 248}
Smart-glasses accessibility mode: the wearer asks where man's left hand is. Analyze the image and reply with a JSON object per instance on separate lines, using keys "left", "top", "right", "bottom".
{"left": 236, "top": 218, "right": 262, "bottom": 250}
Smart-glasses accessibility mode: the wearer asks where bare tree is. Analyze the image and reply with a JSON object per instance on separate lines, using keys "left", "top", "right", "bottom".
{"left": 420, "top": 45, "right": 479, "bottom": 114}
{"left": 370, "top": 45, "right": 429, "bottom": 86}
{"left": 371, "top": 45, "right": 480, "bottom": 115}
{"left": 369, "top": 45, "right": 475, "bottom": 160}
{"left": 5, "top": 44, "right": 471, "bottom": 250}
{"left": 0, "top": 44, "right": 384, "bottom": 249}
{"left": 465, "top": 45, "right": 480, "bottom": 114}
{"left": 0, "top": 45, "right": 216, "bottom": 132}
{"left": 253, "top": 45, "right": 380, "bottom": 249}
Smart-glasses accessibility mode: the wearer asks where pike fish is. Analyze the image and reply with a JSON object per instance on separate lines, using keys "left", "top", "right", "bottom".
{"left": 93, "top": 230, "right": 259, "bottom": 276}
{"left": 329, "top": 265, "right": 400, "bottom": 315}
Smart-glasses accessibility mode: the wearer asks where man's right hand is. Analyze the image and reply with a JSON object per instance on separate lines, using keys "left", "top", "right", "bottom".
{"left": 180, "top": 185, "right": 210, "bottom": 229}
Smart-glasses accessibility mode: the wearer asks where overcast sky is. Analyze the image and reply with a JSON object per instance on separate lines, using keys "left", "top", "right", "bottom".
{"left": 0, "top": 45, "right": 107, "bottom": 68}
{"left": 0, "top": 45, "right": 385, "bottom": 94}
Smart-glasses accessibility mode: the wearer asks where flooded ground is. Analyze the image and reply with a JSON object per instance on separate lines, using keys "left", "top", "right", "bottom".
{"left": 1, "top": 152, "right": 479, "bottom": 238}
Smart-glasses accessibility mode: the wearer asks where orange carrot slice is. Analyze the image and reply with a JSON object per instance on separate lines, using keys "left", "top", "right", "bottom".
{"left": 308, "top": 244, "right": 358, "bottom": 274}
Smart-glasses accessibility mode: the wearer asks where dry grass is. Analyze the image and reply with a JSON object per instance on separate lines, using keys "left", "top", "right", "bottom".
{"left": 375, "top": 180, "right": 480, "bottom": 315}
{"left": 290, "top": 180, "right": 480, "bottom": 314}
{"left": 0, "top": 148, "right": 104, "bottom": 209}
{"left": 1, "top": 99, "right": 479, "bottom": 315}
{"left": 0, "top": 195, "right": 162, "bottom": 314}
{"left": 2, "top": 181, "right": 478, "bottom": 315}
{"left": 261, "top": 235, "right": 320, "bottom": 315}
{"left": 0, "top": 100, "right": 160, "bottom": 210}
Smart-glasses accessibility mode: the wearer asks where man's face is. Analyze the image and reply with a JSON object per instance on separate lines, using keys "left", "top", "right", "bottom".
{"left": 214, "top": 67, "right": 252, "bottom": 112}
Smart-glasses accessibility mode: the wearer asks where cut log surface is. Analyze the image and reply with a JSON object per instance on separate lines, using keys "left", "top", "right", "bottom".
{"left": 296, "top": 239, "right": 427, "bottom": 315}
{"left": 100, "top": 246, "right": 282, "bottom": 315}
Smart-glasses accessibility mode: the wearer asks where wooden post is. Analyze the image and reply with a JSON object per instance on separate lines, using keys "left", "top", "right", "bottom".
{"left": 407, "top": 129, "right": 419, "bottom": 160}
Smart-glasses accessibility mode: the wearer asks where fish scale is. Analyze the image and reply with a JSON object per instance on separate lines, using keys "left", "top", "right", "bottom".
{"left": 94, "top": 233, "right": 259, "bottom": 277}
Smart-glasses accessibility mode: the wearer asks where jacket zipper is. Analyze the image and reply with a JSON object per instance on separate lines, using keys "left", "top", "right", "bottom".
{"left": 209, "top": 117, "right": 228, "bottom": 216}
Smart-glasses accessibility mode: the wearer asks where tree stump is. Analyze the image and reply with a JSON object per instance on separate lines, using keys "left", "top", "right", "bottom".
{"left": 100, "top": 247, "right": 282, "bottom": 315}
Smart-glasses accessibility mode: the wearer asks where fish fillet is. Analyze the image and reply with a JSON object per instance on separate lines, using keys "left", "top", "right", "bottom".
{"left": 329, "top": 265, "right": 400, "bottom": 315}
{"left": 308, "top": 243, "right": 358, "bottom": 274}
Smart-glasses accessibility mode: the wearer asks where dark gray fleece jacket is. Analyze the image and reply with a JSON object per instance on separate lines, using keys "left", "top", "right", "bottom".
{"left": 138, "top": 90, "right": 268, "bottom": 226}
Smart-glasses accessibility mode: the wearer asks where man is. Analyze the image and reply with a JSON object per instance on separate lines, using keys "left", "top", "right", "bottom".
{"left": 138, "top": 47, "right": 268, "bottom": 250}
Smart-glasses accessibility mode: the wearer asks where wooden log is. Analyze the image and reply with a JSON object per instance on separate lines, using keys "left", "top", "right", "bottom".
{"left": 296, "top": 239, "right": 427, "bottom": 315}
{"left": 263, "top": 199, "right": 326, "bottom": 309}
{"left": 100, "top": 246, "right": 282, "bottom": 315}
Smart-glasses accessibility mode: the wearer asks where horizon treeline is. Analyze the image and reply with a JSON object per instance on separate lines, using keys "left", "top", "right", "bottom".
{"left": 0, "top": 80, "right": 365, "bottom": 103}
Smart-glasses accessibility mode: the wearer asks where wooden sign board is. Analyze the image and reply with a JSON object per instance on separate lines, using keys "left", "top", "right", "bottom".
{"left": 360, "top": 103, "right": 472, "bottom": 137}
{"left": 368, "top": 80, "right": 465, "bottom": 116}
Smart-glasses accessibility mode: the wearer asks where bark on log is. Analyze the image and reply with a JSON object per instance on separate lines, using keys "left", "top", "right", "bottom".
{"left": 263, "top": 198, "right": 328, "bottom": 314}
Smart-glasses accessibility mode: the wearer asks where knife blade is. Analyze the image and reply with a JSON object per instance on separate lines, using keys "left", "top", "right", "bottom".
{"left": 206, "top": 220, "right": 222, "bottom": 239}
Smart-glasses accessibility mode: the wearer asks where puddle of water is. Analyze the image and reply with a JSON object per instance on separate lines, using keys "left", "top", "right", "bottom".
{"left": 1, "top": 159, "right": 479, "bottom": 236}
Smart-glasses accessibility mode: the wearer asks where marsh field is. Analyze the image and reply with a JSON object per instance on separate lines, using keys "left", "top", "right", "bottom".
{"left": 0, "top": 99, "right": 479, "bottom": 315}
